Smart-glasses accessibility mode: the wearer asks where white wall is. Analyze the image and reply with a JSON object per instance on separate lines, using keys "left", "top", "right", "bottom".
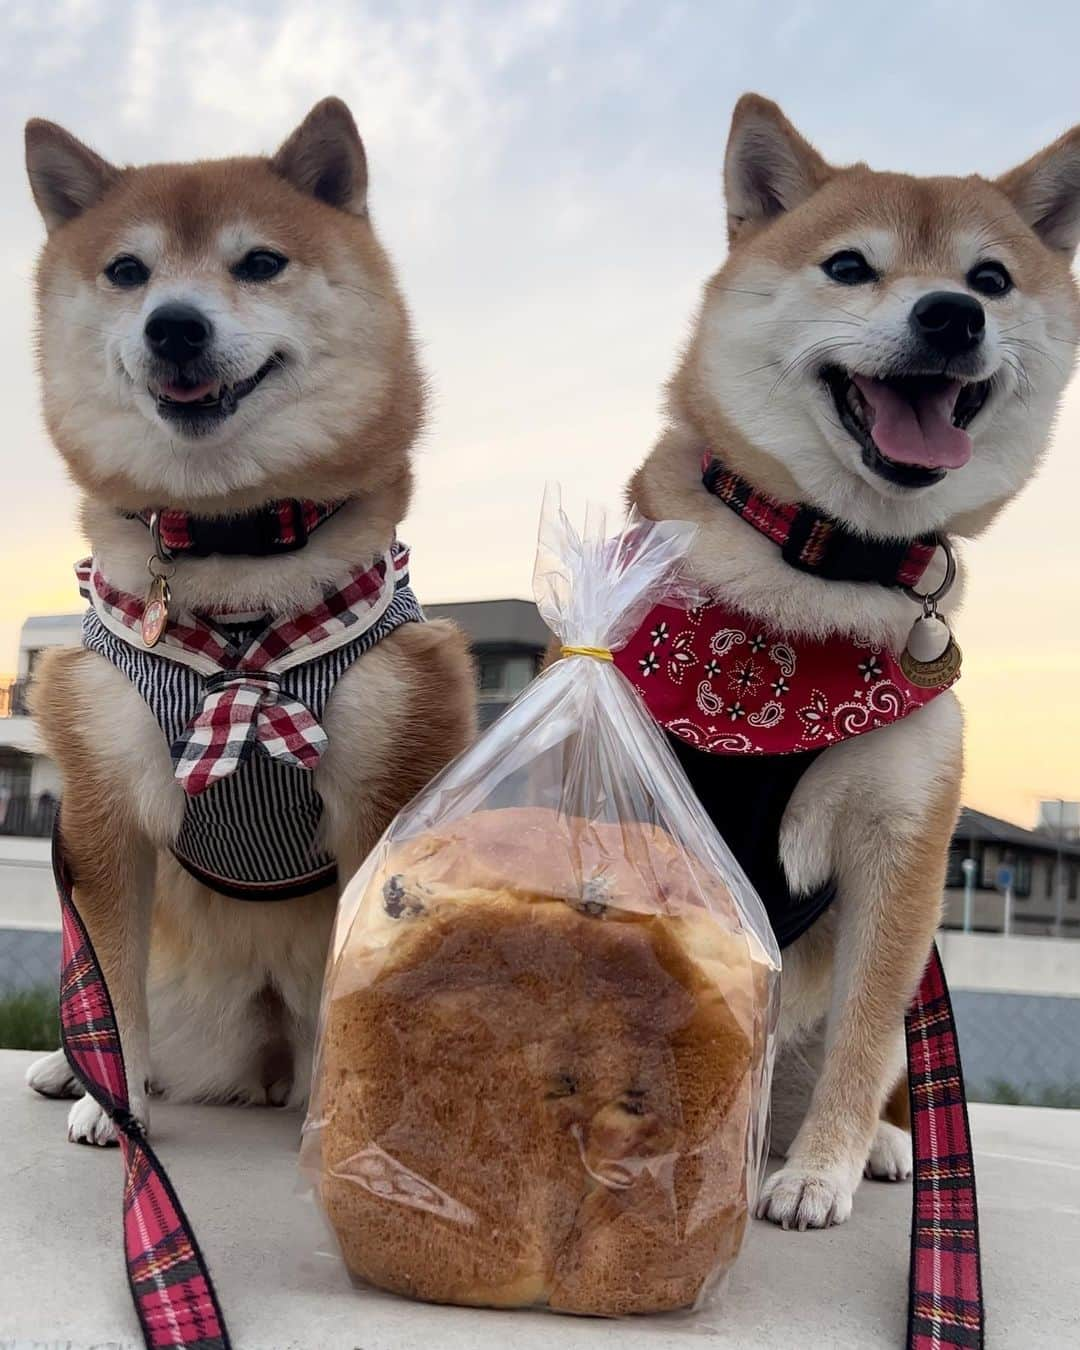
{"left": 937, "top": 929, "right": 1080, "bottom": 997}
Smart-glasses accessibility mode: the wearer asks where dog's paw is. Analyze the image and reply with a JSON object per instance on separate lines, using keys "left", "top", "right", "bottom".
{"left": 757, "top": 1165, "right": 854, "bottom": 1230}
{"left": 866, "top": 1120, "right": 913, "bottom": 1182}
{"left": 26, "top": 1048, "right": 80, "bottom": 1099}
{"left": 266, "top": 1077, "right": 293, "bottom": 1107}
{"left": 67, "top": 1094, "right": 119, "bottom": 1147}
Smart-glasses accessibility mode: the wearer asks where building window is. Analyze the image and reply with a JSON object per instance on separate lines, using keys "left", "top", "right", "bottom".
{"left": 1014, "top": 855, "right": 1031, "bottom": 898}
{"left": 1070, "top": 866, "right": 1078, "bottom": 902}
{"left": 477, "top": 654, "right": 536, "bottom": 700}
{"left": 478, "top": 659, "right": 503, "bottom": 692}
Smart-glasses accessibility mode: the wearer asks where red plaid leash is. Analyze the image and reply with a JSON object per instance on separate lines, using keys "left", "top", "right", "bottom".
{"left": 56, "top": 829, "right": 231, "bottom": 1350}
{"left": 905, "top": 944, "right": 984, "bottom": 1349}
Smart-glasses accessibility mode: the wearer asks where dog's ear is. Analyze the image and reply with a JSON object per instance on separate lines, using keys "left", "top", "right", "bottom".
{"left": 272, "top": 98, "right": 368, "bottom": 214}
{"left": 996, "top": 126, "right": 1080, "bottom": 256}
{"left": 25, "top": 120, "right": 119, "bottom": 233}
{"left": 724, "top": 94, "right": 832, "bottom": 245}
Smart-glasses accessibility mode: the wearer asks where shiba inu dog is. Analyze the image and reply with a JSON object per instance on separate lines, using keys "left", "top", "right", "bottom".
{"left": 626, "top": 95, "right": 1080, "bottom": 1228}
{"left": 23, "top": 100, "right": 475, "bottom": 1145}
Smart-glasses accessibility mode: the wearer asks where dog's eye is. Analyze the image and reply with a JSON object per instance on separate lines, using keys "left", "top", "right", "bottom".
{"left": 967, "top": 260, "right": 1013, "bottom": 298}
{"left": 104, "top": 255, "right": 150, "bottom": 288}
{"left": 233, "top": 250, "right": 289, "bottom": 282}
{"left": 821, "top": 250, "right": 877, "bottom": 285}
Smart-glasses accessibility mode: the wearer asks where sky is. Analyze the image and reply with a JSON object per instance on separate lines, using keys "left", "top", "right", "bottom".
{"left": 0, "top": 0, "right": 1078, "bottom": 827}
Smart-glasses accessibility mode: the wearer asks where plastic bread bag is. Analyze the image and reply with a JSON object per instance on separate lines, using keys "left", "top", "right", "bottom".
{"left": 300, "top": 487, "right": 781, "bottom": 1317}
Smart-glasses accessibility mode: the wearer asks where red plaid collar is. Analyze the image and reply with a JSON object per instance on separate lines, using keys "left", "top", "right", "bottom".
{"left": 702, "top": 453, "right": 940, "bottom": 590}
{"left": 78, "top": 544, "right": 409, "bottom": 676}
{"left": 128, "top": 498, "right": 347, "bottom": 558}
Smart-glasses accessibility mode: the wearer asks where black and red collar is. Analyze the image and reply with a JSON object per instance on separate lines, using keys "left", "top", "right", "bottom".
{"left": 701, "top": 453, "right": 940, "bottom": 590}
{"left": 127, "top": 498, "right": 347, "bottom": 559}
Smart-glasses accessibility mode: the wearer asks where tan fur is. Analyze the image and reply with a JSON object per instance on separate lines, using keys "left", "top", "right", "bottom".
{"left": 883, "top": 1074, "right": 911, "bottom": 1134}
{"left": 629, "top": 94, "right": 1079, "bottom": 1227}
{"left": 24, "top": 103, "right": 476, "bottom": 1141}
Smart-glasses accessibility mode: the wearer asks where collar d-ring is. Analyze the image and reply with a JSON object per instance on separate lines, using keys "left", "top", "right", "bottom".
{"left": 902, "top": 536, "right": 956, "bottom": 609}
{"left": 148, "top": 509, "right": 173, "bottom": 564}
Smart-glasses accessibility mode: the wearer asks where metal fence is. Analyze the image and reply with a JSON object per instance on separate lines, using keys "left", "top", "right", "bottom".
{"left": 0, "top": 928, "right": 59, "bottom": 995}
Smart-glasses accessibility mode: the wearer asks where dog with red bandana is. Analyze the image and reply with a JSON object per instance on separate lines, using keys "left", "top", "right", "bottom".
{"left": 625, "top": 94, "right": 1080, "bottom": 1229}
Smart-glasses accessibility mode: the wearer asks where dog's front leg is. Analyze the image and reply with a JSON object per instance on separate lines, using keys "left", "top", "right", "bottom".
{"left": 759, "top": 775, "right": 959, "bottom": 1229}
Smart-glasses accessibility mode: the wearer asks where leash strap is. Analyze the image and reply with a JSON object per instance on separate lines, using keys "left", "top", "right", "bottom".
{"left": 905, "top": 943, "right": 985, "bottom": 1349}
{"left": 55, "top": 830, "right": 231, "bottom": 1350}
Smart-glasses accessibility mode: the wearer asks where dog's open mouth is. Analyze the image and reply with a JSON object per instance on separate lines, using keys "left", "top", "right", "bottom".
{"left": 821, "top": 367, "right": 990, "bottom": 488}
{"left": 151, "top": 355, "right": 281, "bottom": 432}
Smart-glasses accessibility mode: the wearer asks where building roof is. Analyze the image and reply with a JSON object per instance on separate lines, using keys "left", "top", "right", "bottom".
{"left": 954, "top": 806, "right": 1080, "bottom": 859}
{"left": 20, "top": 614, "right": 83, "bottom": 631}
{"left": 425, "top": 598, "right": 548, "bottom": 650}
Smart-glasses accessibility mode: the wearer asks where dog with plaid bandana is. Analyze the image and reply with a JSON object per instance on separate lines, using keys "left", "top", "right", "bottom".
{"left": 23, "top": 100, "right": 475, "bottom": 1145}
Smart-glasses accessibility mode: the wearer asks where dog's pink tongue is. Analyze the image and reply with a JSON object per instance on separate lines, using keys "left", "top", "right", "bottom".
{"left": 851, "top": 375, "right": 971, "bottom": 468}
{"left": 158, "top": 380, "right": 216, "bottom": 404}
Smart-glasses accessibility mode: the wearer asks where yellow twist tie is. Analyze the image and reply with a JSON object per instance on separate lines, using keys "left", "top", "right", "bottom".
{"left": 560, "top": 644, "right": 613, "bottom": 662}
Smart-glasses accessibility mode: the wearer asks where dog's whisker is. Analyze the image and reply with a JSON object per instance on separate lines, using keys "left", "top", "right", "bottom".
{"left": 767, "top": 338, "right": 861, "bottom": 400}
{"left": 709, "top": 285, "right": 776, "bottom": 299}
{"left": 1004, "top": 335, "right": 1066, "bottom": 377}
{"left": 332, "top": 282, "right": 389, "bottom": 303}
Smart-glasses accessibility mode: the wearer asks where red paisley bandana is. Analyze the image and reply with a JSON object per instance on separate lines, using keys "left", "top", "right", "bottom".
{"left": 614, "top": 599, "right": 958, "bottom": 755}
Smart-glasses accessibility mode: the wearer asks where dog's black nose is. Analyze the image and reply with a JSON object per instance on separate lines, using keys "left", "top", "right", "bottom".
{"left": 144, "top": 303, "right": 212, "bottom": 364}
{"left": 910, "top": 291, "right": 986, "bottom": 357}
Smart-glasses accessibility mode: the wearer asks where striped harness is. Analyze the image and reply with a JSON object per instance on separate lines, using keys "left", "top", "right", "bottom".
{"left": 77, "top": 543, "right": 422, "bottom": 900}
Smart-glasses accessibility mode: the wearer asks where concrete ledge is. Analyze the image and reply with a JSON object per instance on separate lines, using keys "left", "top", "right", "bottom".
{"left": 938, "top": 928, "right": 1080, "bottom": 996}
{"left": 2, "top": 1050, "right": 1078, "bottom": 1348}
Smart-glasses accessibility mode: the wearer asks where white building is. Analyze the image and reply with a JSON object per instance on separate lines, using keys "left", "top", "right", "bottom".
{"left": 0, "top": 613, "right": 79, "bottom": 834}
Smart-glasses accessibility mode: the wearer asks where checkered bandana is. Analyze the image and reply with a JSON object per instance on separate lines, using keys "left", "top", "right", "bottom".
{"left": 702, "top": 453, "right": 940, "bottom": 588}
{"left": 78, "top": 544, "right": 410, "bottom": 797}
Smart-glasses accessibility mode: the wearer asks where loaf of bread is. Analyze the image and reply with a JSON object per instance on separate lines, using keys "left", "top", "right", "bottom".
{"left": 316, "top": 807, "right": 769, "bottom": 1316}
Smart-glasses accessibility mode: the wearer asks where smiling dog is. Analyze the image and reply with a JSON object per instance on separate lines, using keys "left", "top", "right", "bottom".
{"left": 624, "top": 95, "right": 1080, "bottom": 1228}
{"left": 23, "top": 100, "right": 475, "bottom": 1145}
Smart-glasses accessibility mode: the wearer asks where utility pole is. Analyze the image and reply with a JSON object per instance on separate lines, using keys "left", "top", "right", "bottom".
{"left": 961, "top": 857, "right": 976, "bottom": 933}
{"left": 1055, "top": 798, "right": 1066, "bottom": 939}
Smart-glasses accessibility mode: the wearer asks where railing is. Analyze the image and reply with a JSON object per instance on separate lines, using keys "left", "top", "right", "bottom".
{"left": 0, "top": 795, "right": 57, "bottom": 838}
{"left": 0, "top": 680, "right": 31, "bottom": 718}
